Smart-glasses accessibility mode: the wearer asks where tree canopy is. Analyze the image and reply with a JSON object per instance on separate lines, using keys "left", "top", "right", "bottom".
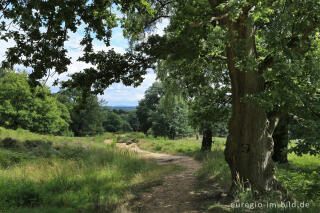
{"left": 0, "top": 0, "right": 156, "bottom": 91}
{"left": 126, "top": 0, "right": 320, "bottom": 195}
{"left": 0, "top": 69, "right": 70, "bottom": 135}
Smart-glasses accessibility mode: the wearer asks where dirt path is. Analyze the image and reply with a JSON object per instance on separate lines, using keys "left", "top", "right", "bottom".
{"left": 107, "top": 141, "right": 205, "bottom": 213}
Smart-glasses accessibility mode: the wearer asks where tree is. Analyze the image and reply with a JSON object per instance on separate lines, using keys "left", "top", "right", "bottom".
{"left": 272, "top": 114, "right": 289, "bottom": 164}
{"left": 0, "top": 0, "right": 156, "bottom": 93}
{"left": 157, "top": 58, "right": 231, "bottom": 151}
{"left": 103, "top": 110, "right": 122, "bottom": 132}
{"left": 136, "top": 82, "right": 164, "bottom": 134}
{"left": 136, "top": 82, "right": 191, "bottom": 138}
{"left": 152, "top": 97, "right": 192, "bottom": 139}
{"left": 0, "top": 69, "right": 71, "bottom": 135}
{"left": 288, "top": 93, "right": 320, "bottom": 156}
{"left": 125, "top": 0, "right": 320, "bottom": 196}
{"left": 188, "top": 87, "right": 230, "bottom": 151}
{"left": 102, "top": 108, "right": 133, "bottom": 132}
{"left": 56, "top": 89, "right": 104, "bottom": 136}
{"left": 127, "top": 110, "right": 140, "bottom": 131}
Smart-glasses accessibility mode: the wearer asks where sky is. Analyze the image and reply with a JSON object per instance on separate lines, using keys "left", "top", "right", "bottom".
{"left": 0, "top": 17, "right": 169, "bottom": 106}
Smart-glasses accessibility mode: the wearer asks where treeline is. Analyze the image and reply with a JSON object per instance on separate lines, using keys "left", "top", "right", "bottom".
{"left": 1, "top": 69, "right": 317, "bottom": 158}
{"left": 0, "top": 69, "right": 127, "bottom": 136}
{"left": 0, "top": 69, "right": 228, "bottom": 139}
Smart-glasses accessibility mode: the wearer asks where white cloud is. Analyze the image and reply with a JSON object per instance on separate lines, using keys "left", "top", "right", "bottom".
{"left": 153, "top": 18, "right": 170, "bottom": 36}
{"left": 100, "top": 71, "right": 156, "bottom": 106}
{"left": 0, "top": 39, "right": 15, "bottom": 62}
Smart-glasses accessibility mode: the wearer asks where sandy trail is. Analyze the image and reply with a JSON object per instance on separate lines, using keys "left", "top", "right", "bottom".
{"left": 106, "top": 141, "right": 204, "bottom": 213}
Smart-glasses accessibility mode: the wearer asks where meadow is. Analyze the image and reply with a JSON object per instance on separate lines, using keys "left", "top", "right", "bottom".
{"left": 0, "top": 128, "right": 179, "bottom": 213}
{"left": 1, "top": 127, "right": 319, "bottom": 212}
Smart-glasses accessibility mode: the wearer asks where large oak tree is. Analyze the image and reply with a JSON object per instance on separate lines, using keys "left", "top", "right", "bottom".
{"left": 2, "top": 0, "right": 320, "bottom": 198}
{"left": 125, "top": 0, "right": 320, "bottom": 196}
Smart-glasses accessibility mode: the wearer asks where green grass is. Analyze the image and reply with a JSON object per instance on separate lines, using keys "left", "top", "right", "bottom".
{"left": 2, "top": 128, "right": 319, "bottom": 212}
{"left": 139, "top": 136, "right": 320, "bottom": 212}
{"left": 0, "top": 127, "right": 179, "bottom": 213}
{"left": 138, "top": 136, "right": 225, "bottom": 156}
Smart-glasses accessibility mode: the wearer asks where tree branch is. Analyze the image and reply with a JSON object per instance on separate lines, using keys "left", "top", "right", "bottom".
{"left": 190, "top": 13, "right": 229, "bottom": 28}
{"left": 146, "top": 15, "right": 170, "bottom": 27}
{"left": 206, "top": 54, "right": 227, "bottom": 61}
{"left": 258, "top": 54, "right": 274, "bottom": 73}
{"left": 155, "top": 0, "right": 173, "bottom": 8}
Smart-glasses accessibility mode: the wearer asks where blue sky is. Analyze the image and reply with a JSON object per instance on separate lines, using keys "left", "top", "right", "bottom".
{"left": 0, "top": 18, "right": 169, "bottom": 106}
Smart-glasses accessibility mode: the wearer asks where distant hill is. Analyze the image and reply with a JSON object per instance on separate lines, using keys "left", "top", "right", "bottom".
{"left": 107, "top": 106, "right": 137, "bottom": 111}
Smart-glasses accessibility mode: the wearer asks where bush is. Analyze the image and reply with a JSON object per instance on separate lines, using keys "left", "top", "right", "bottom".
{"left": 0, "top": 137, "right": 21, "bottom": 149}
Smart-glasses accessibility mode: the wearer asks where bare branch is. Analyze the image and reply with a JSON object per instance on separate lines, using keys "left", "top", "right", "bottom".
{"left": 146, "top": 15, "right": 170, "bottom": 27}
{"left": 0, "top": 2, "right": 10, "bottom": 19}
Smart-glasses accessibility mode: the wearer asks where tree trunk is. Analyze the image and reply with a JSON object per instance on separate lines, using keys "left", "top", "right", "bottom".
{"left": 201, "top": 128, "right": 212, "bottom": 151}
{"left": 272, "top": 115, "right": 289, "bottom": 164}
{"left": 224, "top": 13, "right": 280, "bottom": 195}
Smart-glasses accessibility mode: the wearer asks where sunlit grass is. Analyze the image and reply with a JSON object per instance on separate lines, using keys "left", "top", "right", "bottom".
{"left": 0, "top": 128, "right": 179, "bottom": 213}
{"left": 140, "top": 136, "right": 320, "bottom": 212}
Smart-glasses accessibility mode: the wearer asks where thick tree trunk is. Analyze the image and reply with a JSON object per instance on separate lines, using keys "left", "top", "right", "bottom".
{"left": 201, "top": 128, "right": 212, "bottom": 151}
{"left": 272, "top": 115, "right": 289, "bottom": 164}
{"left": 224, "top": 13, "right": 280, "bottom": 195}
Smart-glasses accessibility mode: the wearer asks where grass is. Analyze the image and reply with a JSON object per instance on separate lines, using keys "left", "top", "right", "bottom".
{"left": 139, "top": 137, "right": 230, "bottom": 182}
{"left": 0, "top": 127, "right": 179, "bottom": 213}
{"left": 1, "top": 128, "right": 319, "bottom": 212}
{"left": 139, "top": 136, "right": 320, "bottom": 212}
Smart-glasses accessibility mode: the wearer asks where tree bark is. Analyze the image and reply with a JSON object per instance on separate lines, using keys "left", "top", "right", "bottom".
{"left": 223, "top": 12, "right": 280, "bottom": 195}
{"left": 201, "top": 128, "right": 212, "bottom": 151}
{"left": 272, "top": 115, "right": 289, "bottom": 164}
{"left": 196, "top": 132, "right": 200, "bottom": 140}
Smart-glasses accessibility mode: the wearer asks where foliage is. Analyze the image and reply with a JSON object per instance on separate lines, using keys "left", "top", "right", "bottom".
{"left": 0, "top": 0, "right": 156, "bottom": 92}
{"left": 56, "top": 89, "right": 104, "bottom": 137}
{"left": 127, "top": 110, "right": 140, "bottom": 132}
{"left": 0, "top": 70, "right": 70, "bottom": 135}
{"left": 102, "top": 108, "right": 133, "bottom": 133}
{"left": 136, "top": 82, "right": 164, "bottom": 134}
{"left": 154, "top": 23, "right": 231, "bottom": 135}
{"left": 288, "top": 107, "right": 320, "bottom": 156}
{"left": 152, "top": 97, "right": 193, "bottom": 139}
{"left": 136, "top": 82, "right": 192, "bottom": 139}
{"left": 103, "top": 109, "right": 123, "bottom": 132}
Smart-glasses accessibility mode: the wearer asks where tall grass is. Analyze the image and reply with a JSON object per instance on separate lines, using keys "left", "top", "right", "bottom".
{"left": 0, "top": 128, "right": 178, "bottom": 213}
